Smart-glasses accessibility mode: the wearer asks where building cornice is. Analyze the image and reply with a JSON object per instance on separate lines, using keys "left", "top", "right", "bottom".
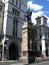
{"left": 0, "top": 35, "right": 22, "bottom": 41}
{"left": 35, "top": 38, "right": 49, "bottom": 41}
{"left": 33, "top": 24, "right": 49, "bottom": 29}
{"left": 4, "top": 1, "right": 26, "bottom": 14}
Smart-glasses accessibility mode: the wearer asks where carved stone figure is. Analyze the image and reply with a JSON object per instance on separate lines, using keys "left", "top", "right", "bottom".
{"left": 25, "top": 8, "right": 32, "bottom": 21}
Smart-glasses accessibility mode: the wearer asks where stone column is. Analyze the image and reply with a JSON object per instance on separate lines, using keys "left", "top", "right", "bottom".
{"left": 41, "top": 28, "right": 46, "bottom": 57}
{"left": 41, "top": 40, "right": 46, "bottom": 57}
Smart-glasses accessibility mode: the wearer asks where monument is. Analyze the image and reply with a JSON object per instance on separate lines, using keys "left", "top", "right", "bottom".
{"left": 20, "top": 9, "right": 35, "bottom": 64}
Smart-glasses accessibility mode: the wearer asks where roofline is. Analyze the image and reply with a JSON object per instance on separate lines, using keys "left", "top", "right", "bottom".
{"left": 33, "top": 24, "right": 49, "bottom": 29}
{"left": 36, "top": 16, "right": 47, "bottom": 20}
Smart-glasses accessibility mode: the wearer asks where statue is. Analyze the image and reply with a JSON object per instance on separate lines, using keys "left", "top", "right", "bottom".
{"left": 25, "top": 8, "right": 32, "bottom": 22}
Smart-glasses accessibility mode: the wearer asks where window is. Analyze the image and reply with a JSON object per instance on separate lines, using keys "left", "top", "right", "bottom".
{"left": 12, "top": 0, "right": 14, "bottom": 4}
{"left": 45, "top": 29, "right": 48, "bottom": 38}
{"left": 18, "top": 11, "right": 20, "bottom": 16}
{"left": 35, "top": 43, "right": 37, "bottom": 50}
{"left": 13, "top": 8, "right": 15, "bottom": 14}
{"left": 46, "top": 43, "right": 48, "bottom": 48}
{"left": 13, "top": 18, "right": 18, "bottom": 37}
{"left": 40, "top": 44, "right": 42, "bottom": 50}
{"left": 37, "top": 18, "right": 41, "bottom": 25}
{"left": 48, "top": 32, "right": 49, "bottom": 38}
{"left": 16, "top": 0, "right": 18, "bottom": 7}
{"left": 19, "top": 2, "right": 21, "bottom": 9}
{"left": 0, "top": 6, "right": 2, "bottom": 11}
{"left": 44, "top": 19, "right": 47, "bottom": 25}
{"left": 35, "top": 30, "right": 37, "bottom": 37}
{"left": 39, "top": 29, "right": 42, "bottom": 35}
{"left": 39, "top": 29, "right": 41, "bottom": 32}
{"left": 15, "top": 11, "right": 19, "bottom": 16}
{"left": 40, "top": 34, "right": 42, "bottom": 39}
{"left": 13, "top": 8, "right": 20, "bottom": 16}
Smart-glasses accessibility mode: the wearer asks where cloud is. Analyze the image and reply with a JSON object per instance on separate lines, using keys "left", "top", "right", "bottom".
{"left": 47, "top": 0, "right": 49, "bottom": 1}
{"left": 31, "top": 11, "right": 44, "bottom": 24}
{"left": 45, "top": 11, "right": 49, "bottom": 14}
{"left": 27, "top": 1, "right": 43, "bottom": 11}
{"left": 27, "top": 1, "right": 49, "bottom": 26}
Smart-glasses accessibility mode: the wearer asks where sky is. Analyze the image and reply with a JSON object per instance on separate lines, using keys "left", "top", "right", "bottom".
{"left": 27, "top": 0, "right": 49, "bottom": 26}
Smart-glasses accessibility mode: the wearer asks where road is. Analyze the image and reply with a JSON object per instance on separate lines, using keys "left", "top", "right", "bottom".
{"left": 30, "top": 61, "right": 49, "bottom": 65}
{"left": 0, "top": 62, "right": 23, "bottom": 65}
{"left": 0, "top": 61, "right": 49, "bottom": 65}
{"left": 0, "top": 60, "right": 22, "bottom": 65}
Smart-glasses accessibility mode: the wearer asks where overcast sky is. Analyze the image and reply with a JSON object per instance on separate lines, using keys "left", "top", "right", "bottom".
{"left": 27, "top": 0, "right": 49, "bottom": 26}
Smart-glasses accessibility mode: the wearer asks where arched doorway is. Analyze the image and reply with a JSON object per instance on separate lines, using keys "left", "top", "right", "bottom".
{"left": 9, "top": 42, "right": 19, "bottom": 60}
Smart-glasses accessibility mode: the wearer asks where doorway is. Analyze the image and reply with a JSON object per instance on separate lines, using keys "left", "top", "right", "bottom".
{"left": 9, "top": 43, "right": 19, "bottom": 60}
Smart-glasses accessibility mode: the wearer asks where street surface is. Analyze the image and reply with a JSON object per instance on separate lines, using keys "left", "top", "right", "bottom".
{"left": 0, "top": 60, "right": 22, "bottom": 65}
{"left": 0, "top": 61, "right": 49, "bottom": 65}
{"left": 30, "top": 61, "right": 49, "bottom": 65}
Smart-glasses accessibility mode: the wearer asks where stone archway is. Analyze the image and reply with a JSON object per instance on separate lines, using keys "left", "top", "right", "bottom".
{"left": 9, "top": 42, "right": 19, "bottom": 60}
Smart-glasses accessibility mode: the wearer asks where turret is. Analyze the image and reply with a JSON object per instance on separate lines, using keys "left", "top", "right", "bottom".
{"left": 36, "top": 16, "right": 47, "bottom": 25}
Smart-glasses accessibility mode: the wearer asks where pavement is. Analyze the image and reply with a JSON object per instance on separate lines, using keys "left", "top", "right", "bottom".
{"left": 0, "top": 61, "right": 49, "bottom": 65}
{"left": 0, "top": 57, "right": 49, "bottom": 65}
{"left": 30, "top": 61, "right": 49, "bottom": 65}
{"left": 0, "top": 60, "right": 22, "bottom": 65}
{"left": 35, "top": 57, "right": 49, "bottom": 62}
{"left": 0, "top": 63, "right": 23, "bottom": 65}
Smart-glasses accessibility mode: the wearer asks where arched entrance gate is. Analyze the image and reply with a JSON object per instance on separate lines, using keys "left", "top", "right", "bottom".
{"left": 9, "top": 42, "right": 19, "bottom": 60}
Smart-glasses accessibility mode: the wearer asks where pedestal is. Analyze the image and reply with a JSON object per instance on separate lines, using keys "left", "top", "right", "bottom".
{"left": 20, "top": 20, "right": 35, "bottom": 64}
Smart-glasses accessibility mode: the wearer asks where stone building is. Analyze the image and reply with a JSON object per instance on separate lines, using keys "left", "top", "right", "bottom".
{"left": 0, "top": 0, "right": 27, "bottom": 60}
{"left": 34, "top": 16, "right": 49, "bottom": 57}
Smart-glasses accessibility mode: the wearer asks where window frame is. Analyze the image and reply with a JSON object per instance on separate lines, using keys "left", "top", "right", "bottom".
{"left": 13, "top": 18, "right": 18, "bottom": 37}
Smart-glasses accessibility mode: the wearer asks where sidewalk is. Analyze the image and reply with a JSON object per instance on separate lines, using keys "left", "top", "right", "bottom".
{"left": 0, "top": 60, "right": 18, "bottom": 62}
{"left": 35, "top": 57, "right": 49, "bottom": 63}
{"left": 0, "top": 57, "right": 49, "bottom": 65}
